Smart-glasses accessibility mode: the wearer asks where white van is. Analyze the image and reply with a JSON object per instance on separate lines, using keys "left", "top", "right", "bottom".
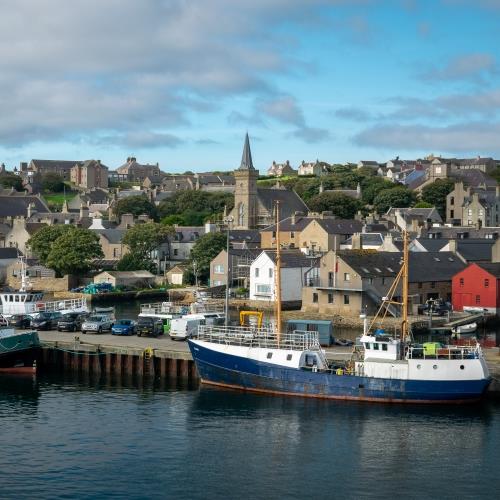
{"left": 169, "top": 312, "right": 225, "bottom": 340}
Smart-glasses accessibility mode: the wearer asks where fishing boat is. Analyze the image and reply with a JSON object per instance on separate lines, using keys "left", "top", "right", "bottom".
{"left": 0, "top": 257, "right": 88, "bottom": 318}
{"left": 188, "top": 204, "right": 491, "bottom": 404}
{"left": 0, "top": 327, "right": 40, "bottom": 374}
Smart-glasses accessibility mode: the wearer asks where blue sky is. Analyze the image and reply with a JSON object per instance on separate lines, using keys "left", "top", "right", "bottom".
{"left": 0, "top": 0, "right": 499, "bottom": 173}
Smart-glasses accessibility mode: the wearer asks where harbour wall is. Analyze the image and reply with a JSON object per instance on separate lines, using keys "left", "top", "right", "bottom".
{"left": 38, "top": 340, "right": 500, "bottom": 395}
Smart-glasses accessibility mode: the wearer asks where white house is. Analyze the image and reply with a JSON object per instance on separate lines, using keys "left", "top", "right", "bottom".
{"left": 249, "top": 250, "right": 316, "bottom": 302}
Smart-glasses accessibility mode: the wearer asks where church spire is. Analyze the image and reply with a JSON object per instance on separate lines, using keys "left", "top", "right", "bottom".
{"left": 239, "top": 132, "right": 255, "bottom": 170}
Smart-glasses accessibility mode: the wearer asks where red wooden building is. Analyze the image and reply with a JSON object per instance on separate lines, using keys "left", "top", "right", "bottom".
{"left": 452, "top": 262, "right": 500, "bottom": 315}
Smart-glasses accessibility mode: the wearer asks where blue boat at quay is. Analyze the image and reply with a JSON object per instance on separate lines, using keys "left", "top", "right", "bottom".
{"left": 188, "top": 208, "right": 491, "bottom": 404}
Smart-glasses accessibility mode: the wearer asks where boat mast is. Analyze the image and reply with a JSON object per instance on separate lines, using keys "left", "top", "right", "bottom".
{"left": 275, "top": 201, "right": 282, "bottom": 343}
{"left": 401, "top": 229, "right": 409, "bottom": 341}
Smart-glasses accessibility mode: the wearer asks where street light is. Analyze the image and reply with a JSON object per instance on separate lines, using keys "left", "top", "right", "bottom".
{"left": 223, "top": 215, "right": 234, "bottom": 325}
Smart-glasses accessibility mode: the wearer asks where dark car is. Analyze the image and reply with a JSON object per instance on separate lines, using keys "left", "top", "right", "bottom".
{"left": 7, "top": 314, "right": 32, "bottom": 329}
{"left": 31, "top": 311, "right": 63, "bottom": 330}
{"left": 136, "top": 317, "right": 163, "bottom": 337}
{"left": 57, "top": 313, "right": 87, "bottom": 332}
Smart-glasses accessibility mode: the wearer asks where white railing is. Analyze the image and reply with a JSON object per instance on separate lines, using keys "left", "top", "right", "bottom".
{"left": 407, "top": 343, "right": 482, "bottom": 360}
{"left": 36, "top": 297, "right": 88, "bottom": 313}
{"left": 196, "top": 324, "right": 321, "bottom": 351}
{"left": 140, "top": 301, "right": 224, "bottom": 316}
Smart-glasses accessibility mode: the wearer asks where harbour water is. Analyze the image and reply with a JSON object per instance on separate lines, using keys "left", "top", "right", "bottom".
{"left": 1, "top": 373, "right": 499, "bottom": 499}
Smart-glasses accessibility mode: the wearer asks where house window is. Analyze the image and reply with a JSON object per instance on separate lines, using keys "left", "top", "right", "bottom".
{"left": 173, "top": 249, "right": 178, "bottom": 256}
{"left": 214, "top": 264, "right": 224, "bottom": 274}
{"left": 475, "top": 295, "right": 480, "bottom": 304}
{"left": 431, "top": 282, "right": 436, "bottom": 289}
{"left": 269, "top": 268, "right": 273, "bottom": 278}
{"left": 460, "top": 278, "right": 464, "bottom": 287}
{"left": 344, "top": 273, "right": 350, "bottom": 282}
{"left": 344, "top": 294, "right": 349, "bottom": 305}
{"left": 485, "top": 278, "right": 489, "bottom": 288}
{"left": 313, "top": 293, "right": 318, "bottom": 303}
{"left": 255, "top": 268, "right": 259, "bottom": 277}
{"left": 468, "top": 209, "right": 472, "bottom": 216}
{"left": 450, "top": 196, "right": 454, "bottom": 205}
{"left": 382, "top": 344, "right": 388, "bottom": 351}
{"left": 450, "top": 210, "right": 454, "bottom": 218}
{"left": 418, "top": 282, "right": 422, "bottom": 289}
{"left": 328, "top": 293, "right": 333, "bottom": 304}
{"left": 272, "top": 231, "right": 276, "bottom": 238}
{"left": 256, "top": 284, "right": 271, "bottom": 294}
{"left": 290, "top": 232, "right": 295, "bottom": 238}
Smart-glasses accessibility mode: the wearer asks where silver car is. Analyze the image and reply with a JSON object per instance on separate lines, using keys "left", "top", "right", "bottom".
{"left": 81, "top": 315, "right": 113, "bottom": 334}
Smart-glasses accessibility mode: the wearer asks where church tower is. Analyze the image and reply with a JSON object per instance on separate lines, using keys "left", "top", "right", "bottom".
{"left": 232, "top": 133, "right": 259, "bottom": 229}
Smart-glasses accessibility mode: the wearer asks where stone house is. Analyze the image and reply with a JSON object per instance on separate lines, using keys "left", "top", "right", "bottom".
{"left": 298, "top": 218, "right": 363, "bottom": 255}
{"left": 302, "top": 250, "right": 466, "bottom": 316}
{"left": 384, "top": 207, "right": 442, "bottom": 232}
{"left": 26, "top": 159, "right": 80, "bottom": 180}
{"left": 260, "top": 213, "right": 314, "bottom": 249}
{"left": 446, "top": 182, "right": 500, "bottom": 227}
{"left": 4, "top": 219, "right": 46, "bottom": 255}
{"left": 70, "top": 160, "right": 109, "bottom": 189}
{"left": 210, "top": 248, "right": 260, "bottom": 287}
{"left": 298, "top": 160, "right": 324, "bottom": 176}
{"left": 113, "top": 157, "right": 163, "bottom": 183}
{"left": 0, "top": 190, "right": 50, "bottom": 223}
{"left": 267, "top": 160, "right": 297, "bottom": 177}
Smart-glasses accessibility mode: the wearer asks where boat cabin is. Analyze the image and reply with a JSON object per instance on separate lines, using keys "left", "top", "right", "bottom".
{"left": 0, "top": 291, "right": 44, "bottom": 316}
{"left": 359, "top": 333, "right": 401, "bottom": 361}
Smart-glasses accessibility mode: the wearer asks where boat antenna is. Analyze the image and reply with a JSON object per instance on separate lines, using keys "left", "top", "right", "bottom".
{"left": 401, "top": 228, "right": 409, "bottom": 342}
{"left": 275, "top": 201, "right": 282, "bottom": 343}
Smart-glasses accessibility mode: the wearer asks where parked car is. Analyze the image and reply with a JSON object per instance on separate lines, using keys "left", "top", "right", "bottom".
{"left": 0, "top": 315, "right": 9, "bottom": 327}
{"left": 135, "top": 317, "right": 163, "bottom": 337}
{"left": 31, "top": 311, "right": 63, "bottom": 330}
{"left": 81, "top": 315, "right": 113, "bottom": 334}
{"left": 6, "top": 314, "right": 32, "bottom": 329}
{"left": 111, "top": 319, "right": 136, "bottom": 336}
{"left": 57, "top": 313, "right": 88, "bottom": 332}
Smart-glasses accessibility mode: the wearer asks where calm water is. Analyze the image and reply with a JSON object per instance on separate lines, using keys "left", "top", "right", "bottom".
{"left": 0, "top": 374, "right": 499, "bottom": 500}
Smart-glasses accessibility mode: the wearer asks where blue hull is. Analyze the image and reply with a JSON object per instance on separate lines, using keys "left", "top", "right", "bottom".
{"left": 188, "top": 341, "right": 491, "bottom": 404}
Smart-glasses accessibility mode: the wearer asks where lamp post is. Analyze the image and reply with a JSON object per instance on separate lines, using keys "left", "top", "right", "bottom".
{"left": 223, "top": 215, "right": 234, "bottom": 325}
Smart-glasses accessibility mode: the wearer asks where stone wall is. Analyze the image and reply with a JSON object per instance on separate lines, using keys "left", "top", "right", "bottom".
{"left": 7, "top": 275, "right": 78, "bottom": 292}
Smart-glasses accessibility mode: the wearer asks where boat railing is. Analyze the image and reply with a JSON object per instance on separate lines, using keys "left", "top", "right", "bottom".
{"left": 140, "top": 302, "right": 189, "bottom": 315}
{"left": 35, "top": 297, "right": 88, "bottom": 313}
{"left": 196, "top": 325, "right": 321, "bottom": 351}
{"left": 407, "top": 343, "right": 482, "bottom": 360}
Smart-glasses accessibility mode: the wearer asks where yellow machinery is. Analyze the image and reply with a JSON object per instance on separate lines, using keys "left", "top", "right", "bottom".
{"left": 239, "top": 310, "right": 263, "bottom": 328}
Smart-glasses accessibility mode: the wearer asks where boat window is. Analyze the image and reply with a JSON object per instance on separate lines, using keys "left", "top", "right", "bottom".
{"left": 15, "top": 295, "right": 19, "bottom": 302}
{"left": 373, "top": 343, "right": 379, "bottom": 350}
{"left": 365, "top": 343, "right": 370, "bottom": 349}
{"left": 382, "top": 344, "right": 388, "bottom": 351}
{"left": 267, "top": 352, "right": 273, "bottom": 359}
{"left": 286, "top": 354, "right": 292, "bottom": 361}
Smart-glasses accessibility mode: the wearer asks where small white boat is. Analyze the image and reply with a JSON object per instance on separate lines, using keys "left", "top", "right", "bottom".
{"left": 452, "top": 322, "right": 477, "bottom": 335}
{"left": 93, "top": 306, "right": 115, "bottom": 314}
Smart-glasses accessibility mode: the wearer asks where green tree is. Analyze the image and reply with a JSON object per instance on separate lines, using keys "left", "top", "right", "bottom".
{"left": 361, "top": 177, "right": 395, "bottom": 205}
{"left": 414, "top": 201, "right": 433, "bottom": 208}
{"left": 189, "top": 232, "right": 227, "bottom": 283}
{"left": 0, "top": 172, "right": 23, "bottom": 191}
{"left": 41, "top": 172, "right": 65, "bottom": 192}
{"left": 307, "top": 192, "right": 361, "bottom": 219}
{"left": 27, "top": 225, "right": 73, "bottom": 264}
{"left": 114, "top": 195, "right": 158, "bottom": 220}
{"left": 117, "top": 253, "right": 156, "bottom": 273}
{"left": 421, "top": 179, "right": 455, "bottom": 216}
{"left": 158, "top": 190, "right": 233, "bottom": 218}
{"left": 373, "top": 186, "right": 416, "bottom": 214}
{"left": 45, "top": 227, "right": 103, "bottom": 276}
{"left": 122, "top": 222, "right": 174, "bottom": 260}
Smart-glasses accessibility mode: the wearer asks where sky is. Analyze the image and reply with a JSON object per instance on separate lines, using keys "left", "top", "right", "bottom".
{"left": 0, "top": 0, "right": 499, "bottom": 173}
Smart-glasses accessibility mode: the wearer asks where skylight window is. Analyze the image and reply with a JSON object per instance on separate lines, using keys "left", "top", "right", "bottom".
{"left": 361, "top": 267, "right": 370, "bottom": 273}
{"left": 374, "top": 267, "right": 382, "bottom": 273}
{"left": 387, "top": 267, "right": 394, "bottom": 272}
{"left": 434, "top": 257, "right": 441, "bottom": 262}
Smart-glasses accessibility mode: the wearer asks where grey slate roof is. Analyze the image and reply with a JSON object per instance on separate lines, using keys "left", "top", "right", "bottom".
{"left": 263, "top": 249, "right": 317, "bottom": 268}
{"left": 239, "top": 133, "right": 255, "bottom": 170}
{"left": 475, "top": 262, "right": 500, "bottom": 278}
{"left": 174, "top": 226, "right": 205, "bottom": 241}
{"left": 0, "top": 194, "right": 50, "bottom": 218}
{"left": 229, "top": 229, "right": 261, "bottom": 244}
{"left": 30, "top": 159, "right": 79, "bottom": 171}
{"left": 414, "top": 238, "right": 448, "bottom": 252}
{"left": 339, "top": 251, "right": 466, "bottom": 282}
{"left": 261, "top": 216, "right": 314, "bottom": 233}
{"left": 257, "top": 188, "right": 308, "bottom": 218}
{"left": 96, "top": 229, "right": 126, "bottom": 244}
{"left": 456, "top": 240, "right": 495, "bottom": 262}
{"left": 450, "top": 169, "right": 497, "bottom": 189}
{"left": 0, "top": 248, "right": 22, "bottom": 259}
{"left": 343, "top": 233, "right": 384, "bottom": 247}
{"left": 422, "top": 227, "right": 500, "bottom": 239}
{"left": 314, "top": 218, "right": 364, "bottom": 234}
